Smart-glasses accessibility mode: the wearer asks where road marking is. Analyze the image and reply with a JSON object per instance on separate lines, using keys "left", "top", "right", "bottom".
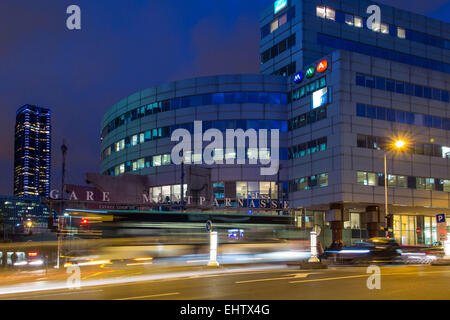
{"left": 290, "top": 274, "right": 368, "bottom": 284}
{"left": 236, "top": 273, "right": 316, "bottom": 284}
{"left": 3, "top": 289, "right": 104, "bottom": 300}
{"left": 114, "top": 292, "right": 180, "bottom": 300}
{"left": 81, "top": 272, "right": 105, "bottom": 280}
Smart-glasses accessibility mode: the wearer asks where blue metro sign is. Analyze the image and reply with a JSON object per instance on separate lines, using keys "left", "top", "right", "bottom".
{"left": 274, "top": 0, "right": 288, "bottom": 15}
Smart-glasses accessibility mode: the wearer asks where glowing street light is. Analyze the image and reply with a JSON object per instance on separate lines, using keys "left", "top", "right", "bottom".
{"left": 384, "top": 139, "right": 407, "bottom": 238}
{"left": 26, "top": 220, "right": 33, "bottom": 228}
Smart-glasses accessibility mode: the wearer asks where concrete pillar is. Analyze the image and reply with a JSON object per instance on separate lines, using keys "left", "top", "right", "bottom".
{"left": 364, "top": 206, "right": 382, "bottom": 239}
{"left": 326, "top": 203, "right": 348, "bottom": 250}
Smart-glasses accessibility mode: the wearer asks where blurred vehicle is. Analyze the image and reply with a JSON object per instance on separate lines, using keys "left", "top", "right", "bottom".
{"left": 325, "top": 237, "right": 403, "bottom": 265}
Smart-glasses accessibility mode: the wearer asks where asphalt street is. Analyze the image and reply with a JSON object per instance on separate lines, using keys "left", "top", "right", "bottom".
{"left": 0, "top": 264, "right": 449, "bottom": 300}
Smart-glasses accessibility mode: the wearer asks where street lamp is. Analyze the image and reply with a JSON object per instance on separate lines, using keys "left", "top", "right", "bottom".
{"left": 384, "top": 139, "right": 407, "bottom": 238}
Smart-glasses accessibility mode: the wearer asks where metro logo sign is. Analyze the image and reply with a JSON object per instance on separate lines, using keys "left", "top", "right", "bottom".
{"left": 317, "top": 60, "right": 328, "bottom": 73}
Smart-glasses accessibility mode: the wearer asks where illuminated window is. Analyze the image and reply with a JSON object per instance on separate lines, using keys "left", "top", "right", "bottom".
{"left": 132, "top": 135, "right": 138, "bottom": 146}
{"left": 325, "top": 8, "right": 335, "bottom": 21}
{"left": 397, "top": 27, "right": 406, "bottom": 39}
{"left": 381, "top": 23, "right": 389, "bottom": 34}
{"left": 152, "top": 155, "right": 162, "bottom": 167}
{"left": 270, "top": 20, "right": 278, "bottom": 33}
{"left": 316, "top": 6, "right": 326, "bottom": 19}
{"left": 345, "top": 14, "right": 354, "bottom": 26}
{"left": 236, "top": 182, "right": 247, "bottom": 199}
{"left": 162, "top": 154, "right": 171, "bottom": 165}
{"left": 372, "top": 22, "right": 381, "bottom": 32}
{"left": 138, "top": 158, "right": 145, "bottom": 170}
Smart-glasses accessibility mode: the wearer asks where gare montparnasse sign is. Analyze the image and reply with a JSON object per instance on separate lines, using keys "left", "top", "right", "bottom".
{"left": 49, "top": 189, "right": 290, "bottom": 209}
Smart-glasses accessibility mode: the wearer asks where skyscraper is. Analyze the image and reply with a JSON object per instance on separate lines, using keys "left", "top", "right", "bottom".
{"left": 14, "top": 105, "right": 51, "bottom": 197}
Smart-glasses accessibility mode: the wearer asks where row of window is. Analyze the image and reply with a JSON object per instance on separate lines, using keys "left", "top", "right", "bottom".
{"left": 356, "top": 103, "right": 450, "bottom": 131}
{"left": 288, "top": 137, "right": 327, "bottom": 159}
{"left": 102, "top": 119, "right": 289, "bottom": 160}
{"left": 289, "top": 173, "right": 329, "bottom": 192}
{"left": 357, "top": 171, "right": 450, "bottom": 192}
{"left": 357, "top": 134, "right": 450, "bottom": 159}
{"left": 316, "top": 5, "right": 450, "bottom": 51}
{"left": 261, "top": 6, "right": 295, "bottom": 39}
{"left": 272, "top": 61, "right": 297, "bottom": 77}
{"left": 287, "top": 106, "right": 327, "bottom": 131}
{"left": 317, "top": 6, "right": 401, "bottom": 37}
{"left": 105, "top": 147, "right": 290, "bottom": 177}
{"left": 356, "top": 73, "right": 449, "bottom": 103}
{"left": 261, "top": 34, "right": 296, "bottom": 64}
{"left": 317, "top": 33, "right": 450, "bottom": 75}
{"left": 291, "top": 77, "right": 327, "bottom": 102}
{"left": 102, "top": 91, "right": 288, "bottom": 139}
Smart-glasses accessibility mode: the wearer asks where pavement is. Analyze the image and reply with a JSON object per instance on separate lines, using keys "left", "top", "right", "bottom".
{"left": 0, "top": 263, "right": 449, "bottom": 300}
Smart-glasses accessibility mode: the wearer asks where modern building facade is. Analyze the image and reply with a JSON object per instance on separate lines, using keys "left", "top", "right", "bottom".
{"left": 98, "top": 0, "right": 450, "bottom": 247}
{"left": 14, "top": 105, "right": 51, "bottom": 198}
{"left": 259, "top": 0, "right": 450, "bottom": 247}
{"left": 0, "top": 195, "right": 50, "bottom": 239}
{"left": 100, "top": 74, "right": 291, "bottom": 212}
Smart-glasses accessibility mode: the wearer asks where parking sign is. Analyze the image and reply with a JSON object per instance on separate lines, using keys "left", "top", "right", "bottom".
{"left": 436, "top": 214, "right": 447, "bottom": 242}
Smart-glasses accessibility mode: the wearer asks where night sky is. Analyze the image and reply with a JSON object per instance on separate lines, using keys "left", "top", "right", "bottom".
{"left": 0, "top": 0, "right": 449, "bottom": 196}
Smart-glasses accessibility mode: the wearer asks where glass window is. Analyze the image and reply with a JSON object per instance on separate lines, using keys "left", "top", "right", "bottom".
{"left": 388, "top": 175, "right": 397, "bottom": 187}
{"left": 270, "top": 20, "right": 278, "bottom": 33}
{"left": 279, "top": 14, "right": 287, "bottom": 27}
{"left": 356, "top": 104, "right": 366, "bottom": 117}
{"left": 397, "top": 27, "right": 406, "bottom": 39}
{"left": 376, "top": 77, "right": 385, "bottom": 90}
{"left": 354, "top": 16, "right": 363, "bottom": 28}
{"left": 318, "top": 173, "right": 328, "bottom": 187}
{"left": 326, "top": 8, "right": 335, "bottom": 21}
{"left": 367, "top": 105, "right": 377, "bottom": 119}
{"left": 162, "top": 154, "right": 171, "bottom": 165}
{"left": 356, "top": 73, "right": 365, "bottom": 86}
{"left": 365, "top": 76, "right": 375, "bottom": 88}
{"left": 381, "top": 23, "right": 389, "bottom": 34}
{"left": 132, "top": 135, "right": 138, "bottom": 146}
{"left": 345, "top": 14, "right": 354, "bottom": 26}
{"left": 398, "top": 176, "right": 407, "bottom": 188}
{"left": 416, "top": 177, "right": 426, "bottom": 189}
{"left": 316, "top": 6, "right": 326, "bottom": 19}
{"left": 415, "top": 85, "right": 423, "bottom": 97}
{"left": 368, "top": 173, "right": 377, "bottom": 186}
{"left": 386, "top": 79, "right": 395, "bottom": 92}
{"left": 376, "top": 107, "right": 386, "bottom": 120}
{"left": 396, "top": 81, "right": 405, "bottom": 94}
{"left": 350, "top": 213, "right": 361, "bottom": 229}
{"left": 259, "top": 182, "right": 271, "bottom": 198}
{"left": 152, "top": 155, "right": 162, "bottom": 167}
{"left": 357, "top": 172, "right": 367, "bottom": 185}
{"left": 247, "top": 182, "right": 259, "bottom": 199}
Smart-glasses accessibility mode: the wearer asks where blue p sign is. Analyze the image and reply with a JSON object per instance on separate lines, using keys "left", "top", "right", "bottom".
{"left": 437, "top": 214, "right": 446, "bottom": 223}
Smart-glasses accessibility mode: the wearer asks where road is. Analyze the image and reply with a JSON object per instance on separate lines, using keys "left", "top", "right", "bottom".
{"left": 0, "top": 264, "right": 449, "bottom": 300}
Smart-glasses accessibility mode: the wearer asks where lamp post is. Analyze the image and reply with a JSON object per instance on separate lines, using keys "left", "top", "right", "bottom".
{"left": 384, "top": 139, "right": 406, "bottom": 238}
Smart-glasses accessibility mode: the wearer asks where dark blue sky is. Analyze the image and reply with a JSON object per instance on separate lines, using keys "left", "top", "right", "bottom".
{"left": 0, "top": 0, "right": 449, "bottom": 195}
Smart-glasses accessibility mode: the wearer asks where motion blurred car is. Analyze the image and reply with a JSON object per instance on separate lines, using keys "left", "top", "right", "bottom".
{"left": 325, "top": 237, "right": 403, "bottom": 265}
